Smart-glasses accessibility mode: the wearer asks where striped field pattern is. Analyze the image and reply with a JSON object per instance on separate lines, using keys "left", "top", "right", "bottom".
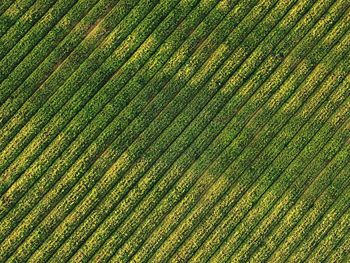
{"left": 0, "top": 0, "right": 349, "bottom": 262}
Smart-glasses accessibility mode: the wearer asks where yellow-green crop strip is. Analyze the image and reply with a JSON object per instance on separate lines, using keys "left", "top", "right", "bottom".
{"left": 0, "top": 0, "right": 349, "bottom": 262}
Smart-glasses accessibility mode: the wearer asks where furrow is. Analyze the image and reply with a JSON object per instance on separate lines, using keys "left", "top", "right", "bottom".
{"left": 130, "top": 2, "right": 347, "bottom": 262}
{"left": 152, "top": 13, "right": 350, "bottom": 262}
{"left": 0, "top": 0, "right": 245, "bottom": 260}
{"left": 181, "top": 52, "right": 350, "bottom": 263}
{"left": 105, "top": 0, "right": 338, "bottom": 262}
{"left": 0, "top": 0, "right": 36, "bottom": 37}
{"left": 307, "top": 207, "right": 350, "bottom": 262}
{"left": 0, "top": 0, "right": 77, "bottom": 79}
{"left": 0, "top": 0, "right": 122, "bottom": 130}
{"left": 21, "top": 1, "right": 268, "bottom": 262}
{"left": 0, "top": 0, "right": 227, "bottom": 242}
{"left": 288, "top": 175, "right": 350, "bottom": 262}
{"left": 0, "top": 0, "right": 155, "bottom": 180}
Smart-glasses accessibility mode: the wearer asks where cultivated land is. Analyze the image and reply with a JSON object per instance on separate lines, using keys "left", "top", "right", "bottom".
{"left": 0, "top": 0, "right": 349, "bottom": 262}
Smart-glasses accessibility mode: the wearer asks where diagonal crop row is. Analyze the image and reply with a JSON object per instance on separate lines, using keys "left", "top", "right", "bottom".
{"left": 260, "top": 120, "right": 348, "bottom": 263}
{"left": 228, "top": 120, "right": 350, "bottom": 260}
{"left": 265, "top": 121, "right": 350, "bottom": 260}
{"left": 287, "top": 169, "right": 350, "bottom": 262}
{"left": 0, "top": 0, "right": 36, "bottom": 37}
{"left": 0, "top": 0, "right": 155, "bottom": 176}
{"left": 136, "top": 1, "right": 343, "bottom": 261}
{"left": 54, "top": 0, "right": 320, "bottom": 260}
{"left": 0, "top": 0, "right": 77, "bottom": 77}
{"left": 0, "top": 0, "right": 187, "bottom": 216}
{"left": 233, "top": 92, "right": 350, "bottom": 259}
{"left": 0, "top": 0, "right": 237, "bottom": 252}
{"left": 213, "top": 121, "right": 350, "bottom": 260}
{"left": 20, "top": 0, "right": 274, "bottom": 262}
{"left": 0, "top": 0, "right": 123, "bottom": 129}
{"left": 196, "top": 76, "right": 350, "bottom": 263}
{"left": 0, "top": 0, "right": 231, "bottom": 237}
{"left": 0, "top": 0, "right": 138, "bottom": 135}
{"left": 0, "top": 0, "right": 185, "bottom": 241}
{"left": 71, "top": 1, "right": 301, "bottom": 260}
{"left": 325, "top": 217, "right": 350, "bottom": 262}
{"left": 127, "top": 2, "right": 348, "bottom": 262}
{"left": 34, "top": 3, "right": 252, "bottom": 262}
{"left": 0, "top": 0, "right": 163, "bottom": 256}
{"left": 245, "top": 101, "right": 350, "bottom": 261}
{"left": 177, "top": 50, "right": 350, "bottom": 263}
{"left": 0, "top": 0, "right": 99, "bottom": 90}
{"left": 101, "top": 1, "right": 342, "bottom": 262}
{"left": 232, "top": 104, "right": 350, "bottom": 258}
{"left": 0, "top": 0, "right": 172, "bottom": 212}
{"left": 205, "top": 39, "right": 350, "bottom": 262}
{"left": 0, "top": 0, "right": 232, "bottom": 240}
{"left": 148, "top": 17, "right": 350, "bottom": 263}
{"left": 108, "top": 4, "right": 338, "bottom": 263}
{"left": 0, "top": 0, "right": 58, "bottom": 59}
{"left": 1, "top": 1, "right": 348, "bottom": 261}
{"left": 0, "top": 0, "right": 16, "bottom": 16}
{"left": 47, "top": 0, "right": 302, "bottom": 261}
{"left": 0, "top": 0, "right": 249, "bottom": 262}
{"left": 306, "top": 204, "right": 350, "bottom": 262}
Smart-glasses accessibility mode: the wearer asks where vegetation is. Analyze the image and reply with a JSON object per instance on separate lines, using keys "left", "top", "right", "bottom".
{"left": 0, "top": 0, "right": 349, "bottom": 262}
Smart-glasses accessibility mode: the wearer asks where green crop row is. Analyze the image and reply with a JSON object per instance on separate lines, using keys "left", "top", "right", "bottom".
{"left": 100, "top": 1, "right": 330, "bottom": 262}
{"left": 0, "top": 0, "right": 97, "bottom": 91}
{"left": 0, "top": 0, "right": 15, "bottom": 15}
{"left": 14, "top": 1, "right": 262, "bottom": 261}
{"left": 195, "top": 74, "right": 350, "bottom": 262}
{"left": 0, "top": 0, "right": 227, "bottom": 229}
{"left": 0, "top": 0, "right": 157, "bottom": 190}
{"left": 180, "top": 49, "right": 350, "bottom": 263}
{"left": 264, "top": 123, "right": 350, "bottom": 260}
{"left": 243, "top": 102, "right": 350, "bottom": 262}
{"left": 306, "top": 203, "right": 350, "bottom": 261}
{"left": 207, "top": 34, "right": 350, "bottom": 262}
{"left": 0, "top": 0, "right": 196, "bottom": 221}
{"left": 48, "top": 0, "right": 292, "bottom": 260}
{"left": 263, "top": 134, "right": 350, "bottom": 262}
{"left": 0, "top": 0, "right": 76, "bottom": 79}
{"left": 0, "top": 0, "right": 161, "bottom": 258}
{"left": 0, "top": 0, "right": 144, "bottom": 167}
{"left": 0, "top": 0, "right": 178, "bottom": 231}
{"left": 1, "top": 1, "right": 348, "bottom": 261}
{"left": 149, "top": 15, "right": 350, "bottom": 263}
{"left": 0, "top": 0, "right": 243, "bottom": 262}
{"left": 54, "top": 0, "right": 284, "bottom": 262}
{"left": 124, "top": 1, "right": 346, "bottom": 258}
{"left": 234, "top": 69, "right": 348, "bottom": 263}
{"left": 213, "top": 112, "right": 350, "bottom": 260}
{"left": 242, "top": 73, "right": 346, "bottom": 263}
{"left": 95, "top": 0, "right": 336, "bottom": 262}
{"left": 0, "top": 0, "right": 121, "bottom": 129}
{"left": 207, "top": 57, "right": 350, "bottom": 263}
{"left": 0, "top": 0, "right": 209, "bottom": 233}
{"left": 287, "top": 169, "right": 350, "bottom": 262}
{"left": 0, "top": 0, "right": 235, "bottom": 253}
{"left": 50, "top": 0, "right": 298, "bottom": 262}
{"left": 230, "top": 120, "right": 350, "bottom": 262}
{"left": 0, "top": 0, "right": 170, "bottom": 206}
{"left": 0, "top": 0, "right": 36, "bottom": 37}
{"left": 326, "top": 224, "right": 350, "bottom": 262}
{"left": 0, "top": 0, "right": 57, "bottom": 58}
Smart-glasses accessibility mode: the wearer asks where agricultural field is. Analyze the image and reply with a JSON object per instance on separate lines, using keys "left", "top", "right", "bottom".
{"left": 0, "top": 0, "right": 349, "bottom": 262}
